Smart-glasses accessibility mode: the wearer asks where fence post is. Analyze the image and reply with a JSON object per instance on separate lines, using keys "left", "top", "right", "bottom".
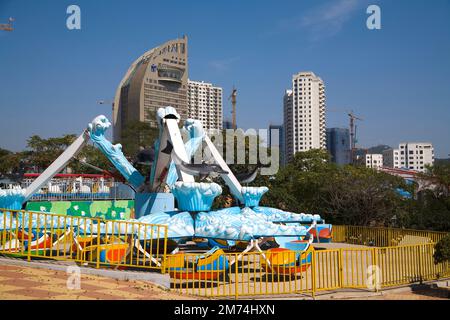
{"left": 311, "top": 250, "right": 316, "bottom": 299}
{"left": 234, "top": 254, "right": 239, "bottom": 300}
{"left": 161, "top": 226, "right": 168, "bottom": 274}
{"left": 96, "top": 218, "right": 101, "bottom": 269}
{"left": 373, "top": 248, "right": 379, "bottom": 292}
{"left": 417, "top": 245, "right": 423, "bottom": 284}
{"left": 27, "top": 211, "right": 32, "bottom": 262}
{"left": 338, "top": 248, "right": 344, "bottom": 289}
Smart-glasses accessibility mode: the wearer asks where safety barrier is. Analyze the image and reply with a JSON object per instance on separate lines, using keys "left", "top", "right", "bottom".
{"left": 333, "top": 225, "right": 448, "bottom": 247}
{"left": 0, "top": 209, "right": 168, "bottom": 271}
{"left": 169, "top": 250, "right": 315, "bottom": 299}
{"left": 1, "top": 210, "right": 449, "bottom": 299}
{"left": 169, "top": 244, "right": 450, "bottom": 299}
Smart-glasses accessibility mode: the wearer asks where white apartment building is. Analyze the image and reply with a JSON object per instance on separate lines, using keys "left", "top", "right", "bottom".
{"left": 383, "top": 142, "right": 434, "bottom": 172}
{"left": 283, "top": 71, "right": 326, "bottom": 163}
{"left": 187, "top": 80, "right": 223, "bottom": 130}
{"left": 366, "top": 154, "right": 383, "bottom": 169}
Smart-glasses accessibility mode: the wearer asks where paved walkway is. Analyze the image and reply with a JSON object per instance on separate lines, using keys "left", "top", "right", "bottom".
{"left": 0, "top": 264, "right": 199, "bottom": 300}
{"left": 0, "top": 262, "right": 447, "bottom": 300}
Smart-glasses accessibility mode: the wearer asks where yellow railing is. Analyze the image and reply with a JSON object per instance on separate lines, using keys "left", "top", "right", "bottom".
{"left": 333, "top": 225, "right": 448, "bottom": 247}
{"left": 1, "top": 209, "right": 449, "bottom": 299}
{"left": 0, "top": 209, "right": 168, "bottom": 272}
{"left": 169, "top": 250, "right": 315, "bottom": 299}
{"left": 169, "top": 244, "right": 450, "bottom": 299}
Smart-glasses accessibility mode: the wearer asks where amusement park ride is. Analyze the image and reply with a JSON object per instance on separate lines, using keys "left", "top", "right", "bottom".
{"left": 0, "top": 107, "right": 332, "bottom": 277}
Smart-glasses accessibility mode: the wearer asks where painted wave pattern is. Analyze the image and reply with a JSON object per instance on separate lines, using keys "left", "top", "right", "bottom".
{"left": 1, "top": 187, "right": 320, "bottom": 240}
{"left": 137, "top": 211, "right": 194, "bottom": 238}
{"left": 252, "top": 206, "right": 322, "bottom": 222}
{"left": 0, "top": 210, "right": 192, "bottom": 240}
{"left": 0, "top": 206, "right": 321, "bottom": 241}
{"left": 171, "top": 182, "right": 222, "bottom": 212}
{"left": 0, "top": 187, "right": 25, "bottom": 211}
{"left": 241, "top": 186, "right": 269, "bottom": 207}
{"left": 194, "top": 206, "right": 316, "bottom": 241}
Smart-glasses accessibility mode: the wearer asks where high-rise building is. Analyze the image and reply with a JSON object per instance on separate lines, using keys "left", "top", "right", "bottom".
{"left": 113, "top": 36, "right": 189, "bottom": 142}
{"left": 366, "top": 154, "right": 383, "bottom": 169}
{"left": 382, "top": 149, "right": 394, "bottom": 168}
{"left": 187, "top": 80, "right": 223, "bottom": 130}
{"left": 268, "top": 124, "right": 285, "bottom": 167}
{"left": 383, "top": 142, "right": 434, "bottom": 172}
{"left": 283, "top": 71, "right": 326, "bottom": 163}
{"left": 283, "top": 90, "right": 294, "bottom": 163}
{"left": 326, "top": 128, "right": 351, "bottom": 165}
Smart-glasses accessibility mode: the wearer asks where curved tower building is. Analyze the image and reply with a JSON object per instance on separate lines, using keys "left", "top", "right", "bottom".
{"left": 113, "top": 36, "right": 188, "bottom": 142}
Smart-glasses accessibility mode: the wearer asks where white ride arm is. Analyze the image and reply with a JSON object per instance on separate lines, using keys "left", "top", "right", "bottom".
{"left": 150, "top": 109, "right": 195, "bottom": 192}
{"left": 204, "top": 135, "right": 244, "bottom": 203}
{"left": 165, "top": 118, "right": 195, "bottom": 183}
{"left": 23, "top": 131, "right": 89, "bottom": 202}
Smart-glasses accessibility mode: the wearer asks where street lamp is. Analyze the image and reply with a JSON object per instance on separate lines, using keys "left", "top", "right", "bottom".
{"left": 97, "top": 99, "right": 114, "bottom": 111}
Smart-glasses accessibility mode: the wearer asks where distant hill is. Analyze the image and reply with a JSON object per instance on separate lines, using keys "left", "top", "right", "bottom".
{"left": 367, "top": 144, "right": 392, "bottom": 154}
{"left": 355, "top": 144, "right": 392, "bottom": 157}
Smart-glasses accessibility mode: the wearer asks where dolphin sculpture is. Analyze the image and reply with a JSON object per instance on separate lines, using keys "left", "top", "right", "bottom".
{"left": 167, "top": 140, "right": 229, "bottom": 177}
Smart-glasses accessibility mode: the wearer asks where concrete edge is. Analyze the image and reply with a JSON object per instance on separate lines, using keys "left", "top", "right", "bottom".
{"left": 0, "top": 257, "right": 170, "bottom": 290}
{"left": 313, "top": 279, "right": 450, "bottom": 300}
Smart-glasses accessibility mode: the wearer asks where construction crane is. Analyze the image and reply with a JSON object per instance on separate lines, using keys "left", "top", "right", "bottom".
{"left": 228, "top": 86, "right": 237, "bottom": 130}
{"left": 0, "top": 17, "right": 14, "bottom": 31}
{"left": 98, "top": 99, "right": 114, "bottom": 112}
{"left": 348, "top": 110, "right": 363, "bottom": 164}
{"left": 328, "top": 108, "right": 363, "bottom": 164}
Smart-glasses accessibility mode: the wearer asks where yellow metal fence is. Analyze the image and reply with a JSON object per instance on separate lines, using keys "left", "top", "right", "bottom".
{"left": 0, "top": 209, "right": 168, "bottom": 271}
{"left": 169, "top": 244, "right": 450, "bottom": 299}
{"left": 1, "top": 210, "right": 449, "bottom": 299}
{"left": 333, "top": 225, "right": 448, "bottom": 247}
{"left": 169, "top": 251, "right": 316, "bottom": 299}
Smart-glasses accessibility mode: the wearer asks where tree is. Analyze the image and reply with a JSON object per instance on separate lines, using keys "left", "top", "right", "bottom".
{"left": 0, "top": 149, "right": 29, "bottom": 175}
{"left": 0, "top": 148, "right": 11, "bottom": 158}
{"left": 419, "top": 163, "right": 450, "bottom": 197}
{"left": 258, "top": 149, "right": 409, "bottom": 226}
{"left": 70, "top": 144, "right": 113, "bottom": 174}
{"left": 434, "top": 234, "right": 450, "bottom": 264}
{"left": 26, "top": 134, "right": 77, "bottom": 172}
{"left": 261, "top": 149, "right": 337, "bottom": 213}
{"left": 321, "top": 166, "right": 408, "bottom": 226}
{"left": 400, "top": 163, "right": 450, "bottom": 231}
{"left": 210, "top": 129, "right": 265, "bottom": 209}
{"left": 118, "top": 121, "right": 159, "bottom": 158}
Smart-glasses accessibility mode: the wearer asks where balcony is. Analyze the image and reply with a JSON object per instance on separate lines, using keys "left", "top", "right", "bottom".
{"left": 157, "top": 65, "right": 184, "bottom": 84}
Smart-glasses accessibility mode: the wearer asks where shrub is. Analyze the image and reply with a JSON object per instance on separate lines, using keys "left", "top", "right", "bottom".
{"left": 434, "top": 234, "right": 450, "bottom": 264}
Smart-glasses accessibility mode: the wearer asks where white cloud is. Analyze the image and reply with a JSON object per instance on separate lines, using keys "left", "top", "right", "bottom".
{"left": 275, "top": 0, "right": 367, "bottom": 42}
{"left": 208, "top": 57, "right": 240, "bottom": 72}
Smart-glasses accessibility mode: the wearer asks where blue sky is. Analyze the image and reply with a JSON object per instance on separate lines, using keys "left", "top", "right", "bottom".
{"left": 0, "top": 0, "right": 449, "bottom": 157}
